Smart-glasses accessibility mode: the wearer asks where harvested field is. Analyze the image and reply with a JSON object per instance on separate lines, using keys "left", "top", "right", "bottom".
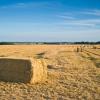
{"left": 0, "top": 45, "right": 100, "bottom": 100}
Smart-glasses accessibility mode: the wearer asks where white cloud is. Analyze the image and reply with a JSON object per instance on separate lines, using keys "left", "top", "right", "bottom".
{"left": 57, "top": 15, "right": 75, "bottom": 20}
{"left": 57, "top": 9, "right": 100, "bottom": 27}
{"left": 61, "top": 21, "right": 95, "bottom": 27}
{"left": 59, "top": 19, "right": 100, "bottom": 28}
{"left": 81, "top": 9, "right": 100, "bottom": 16}
{"left": 0, "top": 2, "right": 50, "bottom": 9}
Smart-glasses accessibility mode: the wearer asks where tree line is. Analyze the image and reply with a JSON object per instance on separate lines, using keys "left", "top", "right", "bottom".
{"left": 0, "top": 41, "right": 100, "bottom": 45}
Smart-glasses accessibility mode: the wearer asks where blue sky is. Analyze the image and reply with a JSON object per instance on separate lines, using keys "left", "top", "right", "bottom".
{"left": 0, "top": 0, "right": 100, "bottom": 42}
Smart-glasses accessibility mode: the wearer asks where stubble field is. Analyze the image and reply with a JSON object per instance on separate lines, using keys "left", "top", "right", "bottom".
{"left": 0, "top": 45, "right": 100, "bottom": 100}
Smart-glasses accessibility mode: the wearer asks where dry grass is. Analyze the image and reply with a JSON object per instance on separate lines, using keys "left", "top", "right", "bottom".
{"left": 0, "top": 45, "right": 100, "bottom": 100}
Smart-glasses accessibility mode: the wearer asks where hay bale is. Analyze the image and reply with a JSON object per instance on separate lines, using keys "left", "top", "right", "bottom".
{"left": 0, "top": 57, "right": 47, "bottom": 84}
{"left": 93, "top": 46, "right": 96, "bottom": 49}
{"left": 75, "top": 47, "right": 83, "bottom": 52}
{"left": 76, "top": 47, "right": 80, "bottom": 52}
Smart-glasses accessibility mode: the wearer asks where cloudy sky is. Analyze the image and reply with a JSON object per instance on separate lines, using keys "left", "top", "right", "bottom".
{"left": 0, "top": 0, "right": 100, "bottom": 42}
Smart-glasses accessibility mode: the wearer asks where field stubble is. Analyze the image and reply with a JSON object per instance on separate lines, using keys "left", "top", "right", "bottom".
{"left": 0, "top": 45, "right": 100, "bottom": 100}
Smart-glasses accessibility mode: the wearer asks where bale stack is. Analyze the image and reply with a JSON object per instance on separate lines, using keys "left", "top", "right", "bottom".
{"left": 0, "top": 57, "right": 47, "bottom": 84}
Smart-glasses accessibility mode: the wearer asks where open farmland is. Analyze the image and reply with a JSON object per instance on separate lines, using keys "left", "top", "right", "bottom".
{"left": 0, "top": 45, "right": 100, "bottom": 100}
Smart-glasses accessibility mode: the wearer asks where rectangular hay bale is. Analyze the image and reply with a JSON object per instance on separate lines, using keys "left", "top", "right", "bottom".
{"left": 0, "top": 57, "right": 47, "bottom": 84}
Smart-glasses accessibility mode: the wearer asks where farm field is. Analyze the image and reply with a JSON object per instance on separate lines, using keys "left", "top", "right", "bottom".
{"left": 0, "top": 45, "right": 100, "bottom": 100}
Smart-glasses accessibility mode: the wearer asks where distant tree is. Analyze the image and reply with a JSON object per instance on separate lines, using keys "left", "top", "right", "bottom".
{"left": 0, "top": 42, "right": 14, "bottom": 45}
